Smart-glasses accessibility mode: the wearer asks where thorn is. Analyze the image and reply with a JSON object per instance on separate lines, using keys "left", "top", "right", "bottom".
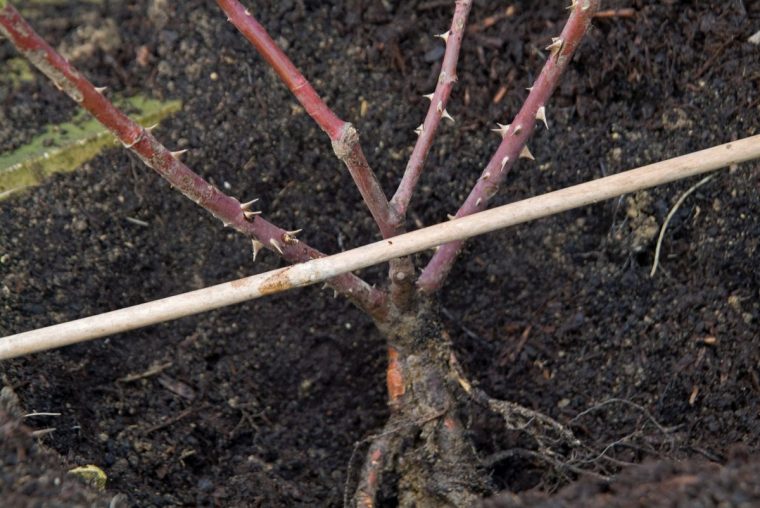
{"left": 321, "top": 283, "right": 329, "bottom": 290}
{"left": 269, "top": 238, "right": 283, "bottom": 255}
{"left": 121, "top": 131, "right": 145, "bottom": 149}
{"left": 520, "top": 145, "right": 535, "bottom": 161}
{"left": 146, "top": 123, "right": 159, "bottom": 132}
{"left": 447, "top": 214, "right": 456, "bottom": 220}
{"left": 94, "top": 86, "right": 107, "bottom": 94}
{"left": 435, "top": 30, "right": 450, "bottom": 43}
{"left": 415, "top": 124, "right": 425, "bottom": 136}
{"left": 482, "top": 172, "right": 491, "bottom": 180}
{"left": 240, "top": 198, "right": 259, "bottom": 210}
{"left": 566, "top": 0, "right": 577, "bottom": 10}
{"left": 282, "top": 229, "right": 302, "bottom": 245}
{"left": 170, "top": 149, "right": 188, "bottom": 160}
{"left": 513, "top": 124, "right": 523, "bottom": 136}
{"left": 437, "top": 101, "right": 443, "bottom": 113}
{"left": 491, "top": 123, "right": 510, "bottom": 138}
{"left": 423, "top": 93, "right": 435, "bottom": 101}
{"left": 546, "top": 37, "right": 564, "bottom": 58}
{"left": 536, "top": 106, "right": 549, "bottom": 129}
{"left": 501, "top": 156, "right": 509, "bottom": 169}
{"left": 526, "top": 86, "right": 534, "bottom": 92}
{"left": 243, "top": 210, "right": 262, "bottom": 220}
{"left": 441, "top": 109, "right": 455, "bottom": 123}
{"left": 476, "top": 197, "right": 482, "bottom": 207}
{"left": 251, "top": 239, "right": 264, "bottom": 262}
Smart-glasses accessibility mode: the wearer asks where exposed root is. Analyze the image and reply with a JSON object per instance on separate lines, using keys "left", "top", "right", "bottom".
{"left": 450, "top": 352, "right": 687, "bottom": 487}
{"left": 350, "top": 428, "right": 399, "bottom": 508}
{"left": 569, "top": 398, "right": 677, "bottom": 439}
{"left": 346, "top": 412, "right": 438, "bottom": 508}
{"left": 396, "top": 410, "right": 487, "bottom": 508}
{"left": 349, "top": 302, "right": 597, "bottom": 506}
{"left": 568, "top": 397, "right": 681, "bottom": 473}
{"left": 345, "top": 304, "right": 492, "bottom": 507}
{"left": 348, "top": 404, "right": 487, "bottom": 507}
{"left": 484, "top": 448, "right": 611, "bottom": 482}
{"left": 449, "top": 350, "right": 578, "bottom": 452}
{"left": 347, "top": 299, "right": 692, "bottom": 505}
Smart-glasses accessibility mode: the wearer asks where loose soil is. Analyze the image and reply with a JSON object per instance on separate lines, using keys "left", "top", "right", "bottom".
{"left": 1, "top": 0, "right": 759, "bottom": 506}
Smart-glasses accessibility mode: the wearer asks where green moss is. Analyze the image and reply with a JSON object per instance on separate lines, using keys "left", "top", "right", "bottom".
{"left": 3, "top": 58, "right": 35, "bottom": 88}
{"left": 0, "top": 95, "right": 182, "bottom": 199}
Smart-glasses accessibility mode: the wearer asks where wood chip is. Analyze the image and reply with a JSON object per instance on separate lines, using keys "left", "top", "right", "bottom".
{"left": 689, "top": 385, "right": 699, "bottom": 406}
{"left": 157, "top": 374, "right": 196, "bottom": 401}
{"left": 492, "top": 85, "right": 507, "bottom": 104}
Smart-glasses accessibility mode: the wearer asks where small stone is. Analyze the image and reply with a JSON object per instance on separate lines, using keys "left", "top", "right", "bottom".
{"left": 73, "top": 219, "right": 88, "bottom": 232}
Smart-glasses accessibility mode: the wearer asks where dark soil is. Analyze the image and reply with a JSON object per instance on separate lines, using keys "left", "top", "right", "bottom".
{"left": 485, "top": 449, "right": 760, "bottom": 507}
{"left": 1, "top": 0, "right": 759, "bottom": 506}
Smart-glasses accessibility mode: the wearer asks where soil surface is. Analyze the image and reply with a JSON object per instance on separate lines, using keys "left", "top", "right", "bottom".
{"left": 2, "top": 0, "right": 759, "bottom": 506}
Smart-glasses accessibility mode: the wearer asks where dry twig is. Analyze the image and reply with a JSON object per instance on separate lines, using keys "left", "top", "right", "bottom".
{"left": 650, "top": 175, "right": 716, "bottom": 277}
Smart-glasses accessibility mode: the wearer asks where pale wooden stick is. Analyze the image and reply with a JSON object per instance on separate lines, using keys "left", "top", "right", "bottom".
{"left": 1, "top": 136, "right": 758, "bottom": 360}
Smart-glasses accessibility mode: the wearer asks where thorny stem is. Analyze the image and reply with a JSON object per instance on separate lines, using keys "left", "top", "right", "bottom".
{"left": 217, "top": 0, "right": 344, "bottom": 139}
{"left": 417, "top": 0, "right": 601, "bottom": 293}
{"left": 390, "top": 0, "right": 473, "bottom": 221}
{"left": 216, "top": 0, "right": 417, "bottom": 312}
{"left": 216, "top": 0, "right": 400, "bottom": 240}
{"left": 0, "top": 3, "right": 386, "bottom": 319}
{"left": 387, "top": 0, "right": 473, "bottom": 311}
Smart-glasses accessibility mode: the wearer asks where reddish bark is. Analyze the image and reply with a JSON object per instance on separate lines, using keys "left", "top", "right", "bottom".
{"left": 215, "top": 0, "right": 417, "bottom": 310}
{"left": 0, "top": 3, "right": 386, "bottom": 319}
{"left": 417, "top": 0, "right": 601, "bottom": 293}
{"left": 390, "top": 0, "right": 474, "bottom": 221}
{"left": 216, "top": 0, "right": 400, "bottom": 241}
